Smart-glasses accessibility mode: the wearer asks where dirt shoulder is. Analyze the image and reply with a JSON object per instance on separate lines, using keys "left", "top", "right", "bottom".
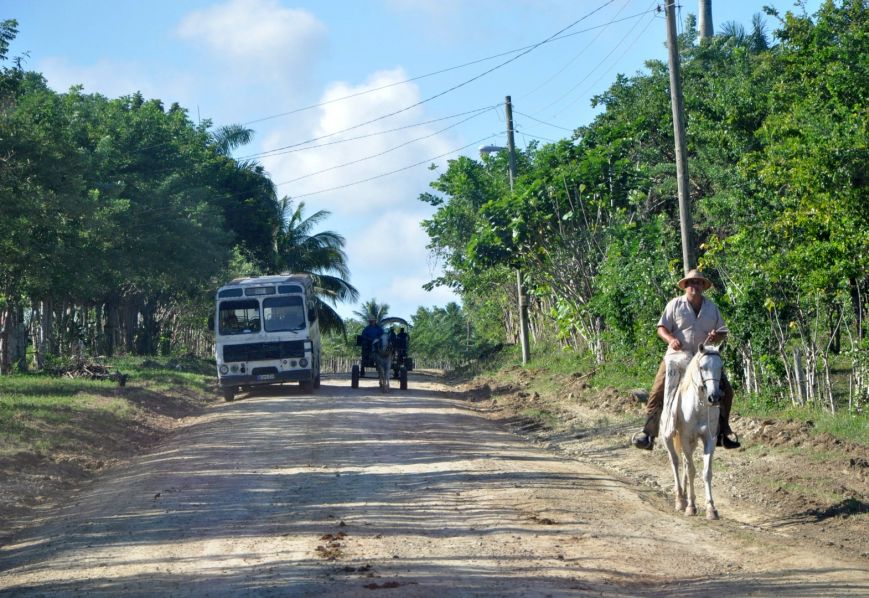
{"left": 455, "top": 365, "right": 869, "bottom": 562}
{"left": 0, "top": 379, "right": 217, "bottom": 545}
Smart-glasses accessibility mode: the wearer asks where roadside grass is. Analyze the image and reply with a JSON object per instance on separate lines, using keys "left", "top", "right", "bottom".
{"left": 470, "top": 343, "right": 867, "bottom": 448}
{"left": 112, "top": 355, "right": 215, "bottom": 393}
{"left": 0, "top": 356, "right": 216, "bottom": 459}
{"left": 738, "top": 394, "right": 868, "bottom": 447}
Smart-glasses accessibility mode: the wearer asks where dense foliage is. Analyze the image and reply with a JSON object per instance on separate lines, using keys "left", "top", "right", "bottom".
{"left": 0, "top": 19, "right": 356, "bottom": 371}
{"left": 421, "top": 1, "right": 868, "bottom": 412}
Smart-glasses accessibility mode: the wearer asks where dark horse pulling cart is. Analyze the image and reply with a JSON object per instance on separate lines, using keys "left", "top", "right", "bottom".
{"left": 351, "top": 317, "right": 414, "bottom": 390}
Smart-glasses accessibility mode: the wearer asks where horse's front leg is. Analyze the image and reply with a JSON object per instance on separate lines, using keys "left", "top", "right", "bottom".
{"left": 663, "top": 436, "right": 686, "bottom": 512}
{"left": 702, "top": 434, "right": 719, "bottom": 520}
{"left": 682, "top": 440, "right": 697, "bottom": 516}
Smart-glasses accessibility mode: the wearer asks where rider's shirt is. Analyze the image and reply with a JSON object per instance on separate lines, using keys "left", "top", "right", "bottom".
{"left": 657, "top": 296, "right": 728, "bottom": 357}
{"left": 361, "top": 324, "right": 383, "bottom": 341}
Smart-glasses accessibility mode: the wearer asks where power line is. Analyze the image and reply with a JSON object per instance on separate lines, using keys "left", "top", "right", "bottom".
{"left": 540, "top": 4, "right": 659, "bottom": 117}
{"left": 237, "top": 105, "right": 498, "bottom": 162}
{"left": 279, "top": 107, "right": 498, "bottom": 185}
{"left": 552, "top": 10, "right": 659, "bottom": 118}
{"left": 235, "top": 0, "right": 620, "bottom": 158}
{"left": 519, "top": 0, "right": 635, "bottom": 101}
{"left": 239, "top": 1, "right": 647, "bottom": 128}
{"left": 513, "top": 110, "right": 576, "bottom": 132}
{"left": 285, "top": 135, "right": 501, "bottom": 199}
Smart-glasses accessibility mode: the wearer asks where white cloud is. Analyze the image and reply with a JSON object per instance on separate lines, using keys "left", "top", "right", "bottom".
{"left": 176, "top": 0, "right": 327, "bottom": 79}
{"left": 345, "top": 212, "right": 431, "bottom": 268}
{"left": 340, "top": 208, "right": 458, "bottom": 318}
{"left": 262, "top": 67, "right": 457, "bottom": 216}
{"left": 385, "top": 275, "right": 459, "bottom": 313}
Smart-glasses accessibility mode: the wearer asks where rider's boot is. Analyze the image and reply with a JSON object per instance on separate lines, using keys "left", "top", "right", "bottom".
{"left": 717, "top": 432, "right": 741, "bottom": 449}
{"left": 632, "top": 432, "right": 654, "bottom": 450}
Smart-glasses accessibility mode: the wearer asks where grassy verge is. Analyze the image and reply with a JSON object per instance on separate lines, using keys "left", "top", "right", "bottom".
{"left": 0, "top": 356, "right": 216, "bottom": 459}
{"left": 738, "top": 396, "right": 868, "bottom": 447}
{"left": 466, "top": 344, "right": 867, "bottom": 448}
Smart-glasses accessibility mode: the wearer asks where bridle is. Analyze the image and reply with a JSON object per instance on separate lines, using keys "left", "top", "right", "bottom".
{"left": 694, "top": 352, "right": 722, "bottom": 405}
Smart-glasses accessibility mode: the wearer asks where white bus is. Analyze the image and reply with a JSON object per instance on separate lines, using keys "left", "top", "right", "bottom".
{"left": 214, "top": 274, "right": 321, "bottom": 401}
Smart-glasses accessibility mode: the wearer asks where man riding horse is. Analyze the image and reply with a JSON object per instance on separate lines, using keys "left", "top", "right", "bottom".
{"left": 633, "top": 269, "right": 741, "bottom": 451}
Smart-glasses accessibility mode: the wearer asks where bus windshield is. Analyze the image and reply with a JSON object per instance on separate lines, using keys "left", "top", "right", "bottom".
{"left": 264, "top": 296, "right": 306, "bottom": 332}
{"left": 219, "top": 299, "right": 260, "bottom": 335}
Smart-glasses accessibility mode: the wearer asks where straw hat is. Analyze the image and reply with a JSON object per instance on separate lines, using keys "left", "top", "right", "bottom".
{"left": 677, "top": 269, "right": 713, "bottom": 290}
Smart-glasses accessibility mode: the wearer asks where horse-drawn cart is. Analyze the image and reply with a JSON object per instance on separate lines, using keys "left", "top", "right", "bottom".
{"left": 350, "top": 317, "right": 413, "bottom": 390}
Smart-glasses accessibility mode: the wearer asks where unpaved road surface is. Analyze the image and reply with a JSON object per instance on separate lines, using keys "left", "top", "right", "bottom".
{"left": 1, "top": 375, "right": 866, "bottom": 596}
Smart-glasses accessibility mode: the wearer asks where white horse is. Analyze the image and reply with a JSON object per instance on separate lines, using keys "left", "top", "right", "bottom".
{"left": 371, "top": 331, "right": 393, "bottom": 393}
{"left": 660, "top": 345, "right": 724, "bottom": 520}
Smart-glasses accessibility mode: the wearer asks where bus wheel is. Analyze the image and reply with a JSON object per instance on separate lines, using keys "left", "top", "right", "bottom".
{"left": 222, "top": 387, "right": 235, "bottom": 402}
{"left": 351, "top": 365, "right": 359, "bottom": 388}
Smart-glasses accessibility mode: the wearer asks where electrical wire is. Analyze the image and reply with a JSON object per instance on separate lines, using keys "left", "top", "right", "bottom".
{"left": 278, "top": 107, "right": 498, "bottom": 185}
{"left": 513, "top": 110, "right": 576, "bottom": 132}
{"left": 519, "top": 0, "right": 634, "bottom": 101}
{"left": 237, "top": 104, "right": 498, "bottom": 162}
{"left": 551, "top": 10, "right": 659, "bottom": 118}
{"left": 536, "top": 3, "right": 659, "bottom": 118}
{"left": 239, "top": 0, "right": 648, "bottom": 128}
{"left": 233, "top": 0, "right": 620, "bottom": 158}
{"left": 284, "top": 135, "right": 501, "bottom": 199}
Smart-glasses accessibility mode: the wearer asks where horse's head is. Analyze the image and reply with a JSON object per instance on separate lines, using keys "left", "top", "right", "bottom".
{"left": 373, "top": 331, "right": 393, "bottom": 357}
{"left": 696, "top": 344, "right": 723, "bottom": 404}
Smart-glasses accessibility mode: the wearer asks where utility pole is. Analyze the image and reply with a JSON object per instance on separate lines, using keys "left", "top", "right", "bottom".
{"left": 664, "top": 2, "right": 695, "bottom": 274}
{"left": 505, "top": 96, "right": 531, "bottom": 365}
{"left": 698, "top": 0, "right": 714, "bottom": 40}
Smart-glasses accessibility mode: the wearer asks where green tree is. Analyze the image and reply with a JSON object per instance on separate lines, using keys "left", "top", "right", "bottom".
{"left": 272, "top": 198, "right": 359, "bottom": 333}
{"left": 353, "top": 299, "right": 390, "bottom": 324}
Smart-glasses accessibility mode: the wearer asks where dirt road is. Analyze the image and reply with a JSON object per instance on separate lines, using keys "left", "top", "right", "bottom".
{"left": 1, "top": 375, "right": 866, "bottom": 596}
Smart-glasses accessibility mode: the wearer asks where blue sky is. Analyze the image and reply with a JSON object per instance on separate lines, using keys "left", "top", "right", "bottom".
{"left": 5, "top": 0, "right": 820, "bottom": 321}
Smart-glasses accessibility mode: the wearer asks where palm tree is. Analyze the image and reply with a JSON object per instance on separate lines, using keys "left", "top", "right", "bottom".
{"left": 719, "top": 14, "right": 770, "bottom": 53}
{"left": 353, "top": 299, "right": 390, "bottom": 324}
{"left": 272, "top": 197, "right": 359, "bottom": 333}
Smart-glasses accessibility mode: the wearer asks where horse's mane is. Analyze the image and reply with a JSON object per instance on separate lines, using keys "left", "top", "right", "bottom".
{"left": 678, "top": 345, "right": 721, "bottom": 394}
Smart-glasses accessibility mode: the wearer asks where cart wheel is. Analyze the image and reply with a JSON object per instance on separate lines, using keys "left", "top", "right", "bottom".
{"left": 399, "top": 367, "right": 408, "bottom": 390}
{"left": 351, "top": 365, "right": 359, "bottom": 388}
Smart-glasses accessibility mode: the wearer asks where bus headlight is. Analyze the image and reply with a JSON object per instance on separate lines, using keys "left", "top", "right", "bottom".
{"left": 299, "top": 358, "right": 308, "bottom": 368}
{"left": 219, "top": 365, "right": 229, "bottom": 375}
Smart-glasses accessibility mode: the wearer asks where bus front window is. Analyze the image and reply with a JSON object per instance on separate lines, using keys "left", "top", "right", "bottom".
{"left": 264, "top": 296, "right": 305, "bottom": 332}
{"left": 219, "top": 299, "right": 261, "bottom": 335}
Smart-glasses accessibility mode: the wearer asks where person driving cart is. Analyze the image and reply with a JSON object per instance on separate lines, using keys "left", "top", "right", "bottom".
{"left": 395, "top": 327, "right": 409, "bottom": 356}
{"left": 361, "top": 318, "right": 383, "bottom": 342}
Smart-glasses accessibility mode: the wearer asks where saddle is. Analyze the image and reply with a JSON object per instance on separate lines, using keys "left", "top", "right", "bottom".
{"left": 661, "top": 352, "right": 691, "bottom": 438}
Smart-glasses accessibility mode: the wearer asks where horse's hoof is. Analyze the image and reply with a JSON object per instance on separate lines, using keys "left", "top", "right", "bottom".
{"left": 675, "top": 500, "right": 687, "bottom": 512}
{"left": 685, "top": 506, "right": 697, "bottom": 516}
{"left": 707, "top": 509, "right": 719, "bottom": 521}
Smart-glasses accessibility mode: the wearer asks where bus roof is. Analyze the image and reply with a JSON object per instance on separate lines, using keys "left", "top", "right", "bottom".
{"left": 224, "top": 273, "right": 313, "bottom": 288}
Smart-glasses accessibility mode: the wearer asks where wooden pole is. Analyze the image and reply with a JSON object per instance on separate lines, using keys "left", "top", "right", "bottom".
{"left": 664, "top": 2, "right": 695, "bottom": 274}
